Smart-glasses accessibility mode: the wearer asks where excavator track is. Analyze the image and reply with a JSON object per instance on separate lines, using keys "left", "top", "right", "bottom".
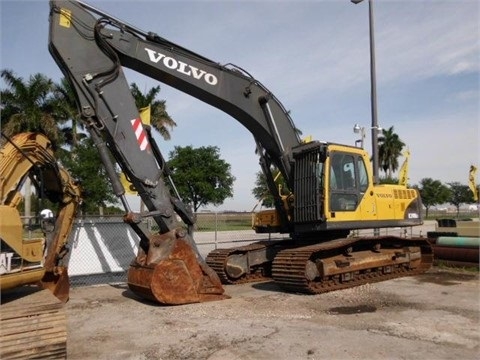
{"left": 272, "top": 236, "right": 433, "bottom": 294}
{"left": 206, "top": 241, "right": 289, "bottom": 284}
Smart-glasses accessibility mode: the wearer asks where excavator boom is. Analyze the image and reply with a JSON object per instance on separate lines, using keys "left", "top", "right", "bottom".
{"left": 49, "top": 0, "right": 230, "bottom": 304}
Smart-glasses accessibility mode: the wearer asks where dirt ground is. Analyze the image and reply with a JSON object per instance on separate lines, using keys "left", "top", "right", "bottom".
{"left": 66, "top": 267, "right": 479, "bottom": 360}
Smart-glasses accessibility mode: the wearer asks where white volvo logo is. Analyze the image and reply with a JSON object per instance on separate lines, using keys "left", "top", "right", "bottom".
{"left": 144, "top": 48, "right": 218, "bottom": 86}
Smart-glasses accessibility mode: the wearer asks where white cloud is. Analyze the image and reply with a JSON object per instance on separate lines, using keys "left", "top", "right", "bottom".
{"left": 450, "top": 61, "right": 477, "bottom": 75}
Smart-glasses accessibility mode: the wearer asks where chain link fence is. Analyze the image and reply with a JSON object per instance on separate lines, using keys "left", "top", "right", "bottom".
{"left": 17, "top": 212, "right": 476, "bottom": 287}
{"left": 27, "top": 210, "right": 477, "bottom": 288}
{"left": 65, "top": 212, "right": 444, "bottom": 288}
{"left": 67, "top": 213, "right": 289, "bottom": 287}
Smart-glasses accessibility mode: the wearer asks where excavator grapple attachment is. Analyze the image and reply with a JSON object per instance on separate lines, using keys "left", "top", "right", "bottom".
{"left": 127, "top": 229, "right": 228, "bottom": 305}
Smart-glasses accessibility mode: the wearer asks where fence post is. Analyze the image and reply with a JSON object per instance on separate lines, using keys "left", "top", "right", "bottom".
{"left": 214, "top": 211, "right": 218, "bottom": 249}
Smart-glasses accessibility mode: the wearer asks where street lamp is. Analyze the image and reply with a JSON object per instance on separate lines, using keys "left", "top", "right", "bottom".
{"left": 351, "top": 0, "right": 380, "bottom": 185}
{"left": 353, "top": 124, "right": 365, "bottom": 148}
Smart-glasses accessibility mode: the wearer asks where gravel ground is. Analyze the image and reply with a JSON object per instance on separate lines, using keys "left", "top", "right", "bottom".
{"left": 66, "top": 267, "right": 479, "bottom": 360}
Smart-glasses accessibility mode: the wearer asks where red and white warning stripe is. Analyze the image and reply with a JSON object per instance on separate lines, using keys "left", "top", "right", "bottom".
{"left": 130, "top": 118, "right": 149, "bottom": 151}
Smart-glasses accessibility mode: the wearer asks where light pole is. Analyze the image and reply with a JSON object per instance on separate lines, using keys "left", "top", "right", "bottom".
{"left": 351, "top": 0, "right": 380, "bottom": 185}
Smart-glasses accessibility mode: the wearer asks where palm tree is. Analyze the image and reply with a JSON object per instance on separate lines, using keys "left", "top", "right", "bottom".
{"left": 1, "top": 69, "right": 62, "bottom": 147}
{"left": 52, "top": 77, "right": 86, "bottom": 148}
{"left": 377, "top": 126, "right": 405, "bottom": 179}
{"left": 130, "top": 83, "right": 176, "bottom": 140}
{"left": 1, "top": 69, "right": 63, "bottom": 222}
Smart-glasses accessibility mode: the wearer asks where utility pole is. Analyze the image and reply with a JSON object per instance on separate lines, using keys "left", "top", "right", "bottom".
{"left": 351, "top": 0, "right": 380, "bottom": 184}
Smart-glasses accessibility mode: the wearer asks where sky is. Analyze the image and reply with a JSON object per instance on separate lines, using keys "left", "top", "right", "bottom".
{"left": 1, "top": 0, "right": 479, "bottom": 212}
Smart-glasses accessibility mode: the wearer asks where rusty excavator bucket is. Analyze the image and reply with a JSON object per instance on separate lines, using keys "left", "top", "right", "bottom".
{"left": 41, "top": 267, "right": 70, "bottom": 303}
{"left": 127, "top": 229, "right": 228, "bottom": 305}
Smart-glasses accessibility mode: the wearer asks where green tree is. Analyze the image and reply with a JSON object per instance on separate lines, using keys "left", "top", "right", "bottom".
{"left": 130, "top": 83, "right": 177, "bottom": 140}
{"left": 447, "top": 182, "right": 474, "bottom": 217}
{"left": 252, "top": 169, "right": 289, "bottom": 208}
{"left": 52, "top": 77, "right": 86, "bottom": 148}
{"left": 168, "top": 146, "right": 235, "bottom": 212}
{"left": 1, "top": 70, "right": 62, "bottom": 147}
{"left": 417, "top": 178, "right": 451, "bottom": 218}
{"left": 60, "top": 137, "right": 118, "bottom": 214}
{"left": 378, "top": 126, "right": 405, "bottom": 179}
{"left": 379, "top": 176, "right": 400, "bottom": 185}
{"left": 53, "top": 77, "right": 120, "bottom": 215}
{"left": 103, "top": 205, "right": 125, "bottom": 215}
{"left": 1, "top": 69, "right": 64, "bottom": 221}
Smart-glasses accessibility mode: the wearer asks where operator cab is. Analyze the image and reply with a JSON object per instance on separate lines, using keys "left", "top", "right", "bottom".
{"left": 292, "top": 141, "right": 372, "bottom": 233}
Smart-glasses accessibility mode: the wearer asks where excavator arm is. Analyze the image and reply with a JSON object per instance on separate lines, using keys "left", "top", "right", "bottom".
{"left": 48, "top": 0, "right": 301, "bottom": 234}
{"left": 0, "top": 132, "right": 81, "bottom": 302}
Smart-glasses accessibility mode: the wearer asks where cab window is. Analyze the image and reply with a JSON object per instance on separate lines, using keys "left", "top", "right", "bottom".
{"left": 358, "top": 157, "right": 368, "bottom": 193}
{"left": 329, "top": 152, "right": 367, "bottom": 212}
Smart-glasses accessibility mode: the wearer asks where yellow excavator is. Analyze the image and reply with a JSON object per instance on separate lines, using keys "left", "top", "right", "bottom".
{"left": 47, "top": 0, "right": 433, "bottom": 304}
{"left": 0, "top": 132, "right": 81, "bottom": 358}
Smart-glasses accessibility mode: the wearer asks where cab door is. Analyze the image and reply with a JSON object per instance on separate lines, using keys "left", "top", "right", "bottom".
{"left": 327, "top": 151, "right": 374, "bottom": 221}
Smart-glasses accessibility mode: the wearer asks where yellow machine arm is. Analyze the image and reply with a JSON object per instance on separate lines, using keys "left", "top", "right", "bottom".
{"left": 469, "top": 165, "right": 478, "bottom": 202}
{"left": 0, "top": 133, "right": 81, "bottom": 302}
{"left": 398, "top": 149, "right": 410, "bottom": 187}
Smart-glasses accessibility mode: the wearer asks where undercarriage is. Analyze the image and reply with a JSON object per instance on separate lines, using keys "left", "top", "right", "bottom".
{"left": 206, "top": 236, "right": 433, "bottom": 294}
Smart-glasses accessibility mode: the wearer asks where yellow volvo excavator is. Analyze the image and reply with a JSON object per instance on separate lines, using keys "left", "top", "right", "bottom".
{"left": 0, "top": 132, "right": 81, "bottom": 358}
{"left": 47, "top": 0, "right": 433, "bottom": 305}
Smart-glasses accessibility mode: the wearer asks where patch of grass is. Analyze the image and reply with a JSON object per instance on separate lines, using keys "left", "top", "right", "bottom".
{"left": 148, "top": 213, "right": 253, "bottom": 232}
{"left": 196, "top": 213, "right": 252, "bottom": 231}
{"left": 435, "top": 260, "right": 479, "bottom": 273}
